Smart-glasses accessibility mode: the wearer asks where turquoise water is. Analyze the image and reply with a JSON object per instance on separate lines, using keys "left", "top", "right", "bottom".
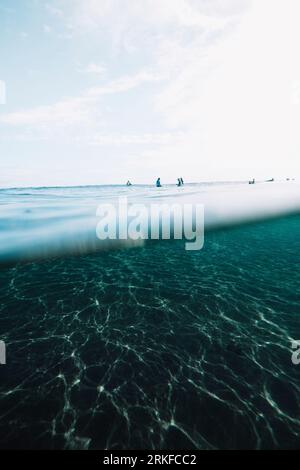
{"left": 0, "top": 208, "right": 299, "bottom": 449}
{"left": 1, "top": 182, "right": 300, "bottom": 265}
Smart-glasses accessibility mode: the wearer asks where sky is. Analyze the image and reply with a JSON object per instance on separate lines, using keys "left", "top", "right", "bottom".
{"left": 0, "top": 0, "right": 300, "bottom": 187}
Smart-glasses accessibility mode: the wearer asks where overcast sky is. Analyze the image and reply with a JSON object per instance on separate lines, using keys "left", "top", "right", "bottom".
{"left": 0, "top": 0, "right": 300, "bottom": 187}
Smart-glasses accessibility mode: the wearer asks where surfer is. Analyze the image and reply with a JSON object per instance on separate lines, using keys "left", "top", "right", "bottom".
{"left": 156, "top": 178, "right": 162, "bottom": 188}
{"left": 126, "top": 180, "right": 132, "bottom": 186}
{"left": 249, "top": 178, "right": 255, "bottom": 185}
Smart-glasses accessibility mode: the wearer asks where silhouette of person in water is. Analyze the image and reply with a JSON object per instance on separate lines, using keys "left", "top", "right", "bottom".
{"left": 180, "top": 177, "right": 184, "bottom": 185}
{"left": 156, "top": 178, "right": 162, "bottom": 188}
{"left": 177, "top": 178, "right": 182, "bottom": 187}
{"left": 126, "top": 180, "right": 132, "bottom": 186}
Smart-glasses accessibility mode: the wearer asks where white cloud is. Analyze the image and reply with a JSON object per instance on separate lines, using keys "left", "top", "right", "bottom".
{"left": 0, "top": 96, "right": 94, "bottom": 127}
{"left": 80, "top": 63, "right": 107, "bottom": 77}
{"left": 43, "top": 24, "right": 52, "bottom": 34}
{"left": 64, "top": 0, "right": 242, "bottom": 57}
{"left": 0, "top": 69, "right": 164, "bottom": 136}
{"left": 70, "top": 0, "right": 235, "bottom": 30}
{"left": 45, "top": 4, "right": 64, "bottom": 18}
{"left": 89, "top": 132, "right": 185, "bottom": 146}
{"left": 149, "top": 0, "right": 300, "bottom": 180}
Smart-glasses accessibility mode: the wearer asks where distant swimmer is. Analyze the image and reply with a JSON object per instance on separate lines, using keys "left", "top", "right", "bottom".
{"left": 177, "top": 178, "right": 182, "bottom": 187}
{"left": 126, "top": 180, "right": 132, "bottom": 186}
{"left": 249, "top": 178, "right": 255, "bottom": 185}
{"left": 156, "top": 178, "right": 162, "bottom": 188}
{"left": 266, "top": 178, "right": 274, "bottom": 182}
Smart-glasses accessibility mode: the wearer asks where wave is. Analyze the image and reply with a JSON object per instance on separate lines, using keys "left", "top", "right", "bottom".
{"left": 0, "top": 181, "right": 299, "bottom": 266}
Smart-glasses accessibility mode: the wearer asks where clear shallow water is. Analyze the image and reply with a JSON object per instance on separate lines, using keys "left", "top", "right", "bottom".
{"left": 1, "top": 181, "right": 300, "bottom": 265}
{"left": 0, "top": 215, "right": 299, "bottom": 449}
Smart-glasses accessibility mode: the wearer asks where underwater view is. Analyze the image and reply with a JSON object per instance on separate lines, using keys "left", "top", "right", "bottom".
{"left": 0, "top": 184, "right": 299, "bottom": 450}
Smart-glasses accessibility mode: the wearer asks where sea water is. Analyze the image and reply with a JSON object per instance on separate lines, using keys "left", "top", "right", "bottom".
{"left": 0, "top": 181, "right": 299, "bottom": 265}
{"left": 0, "top": 182, "right": 299, "bottom": 449}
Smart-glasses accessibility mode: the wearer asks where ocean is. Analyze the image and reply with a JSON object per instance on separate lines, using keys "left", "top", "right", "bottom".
{"left": 0, "top": 182, "right": 299, "bottom": 449}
